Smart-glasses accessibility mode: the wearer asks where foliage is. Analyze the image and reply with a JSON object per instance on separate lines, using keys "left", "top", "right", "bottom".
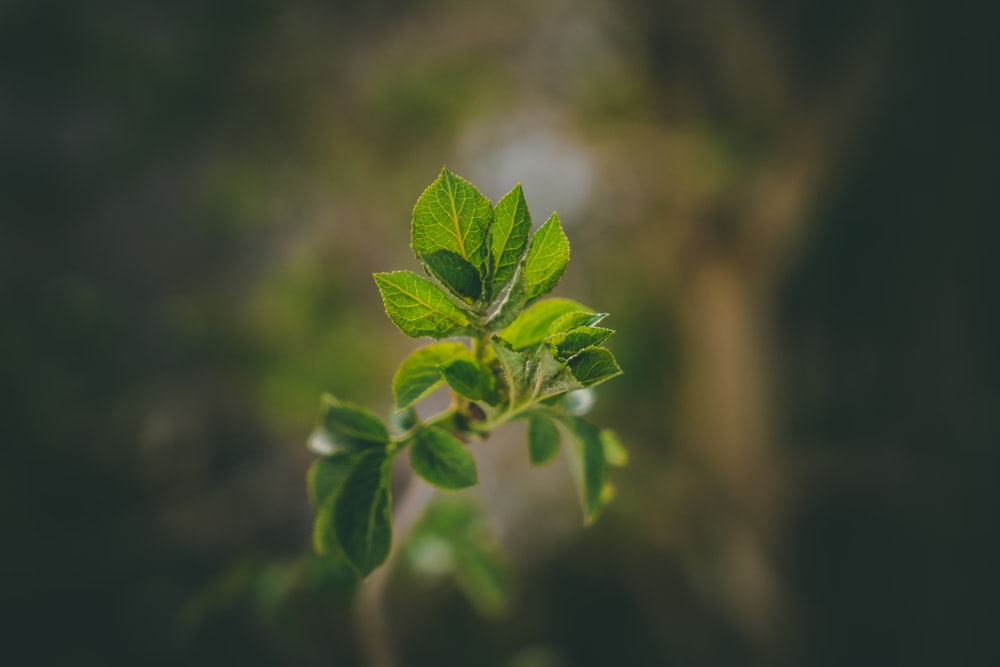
{"left": 307, "top": 168, "right": 624, "bottom": 577}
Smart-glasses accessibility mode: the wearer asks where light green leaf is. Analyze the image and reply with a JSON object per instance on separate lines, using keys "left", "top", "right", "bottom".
{"left": 315, "top": 394, "right": 389, "bottom": 453}
{"left": 485, "top": 217, "right": 573, "bottom": 329}
{"left": 566, "top": 418, "right": 608, "bottom": 523}
{"left": 420, "top": 249, "right": 482, "bottom": 302}
{"left": 522, "top": 212, "right": 569, "bottom": 300}
{"left": 567, "top": 347, "right": 623, "bottom": 388}
{"left": 410, "top": 427, "right": 478, "bottom": 490}
{"left": 546, "top": 310, "right": 608, "bottom": 335}
{"left": 441, "top": 357, "right": 500, "bottom": 405}
{"left": 528, "top": 412, "right": 560, "bottom": 466}
{"left": 545, "top": 326, "right": 615, "bottom": 361}
{"left": 499, "top": 298, "right": 593, "bottom": 349}
{"left": 374, "top": 271, "right": 471, "bottom": 339}
{"left": 412, "top": 167, "right": 493, "bottom": 279}
{"left": 601, "top": 429, "right": 629, "bottom": 467}
{"left": 490, "top": 184, "right": 531, "bottom": 300}
{"left": 393, "top": 342, "right": 468, "bottom": 409}
{"left": 334, "top": 449, "right": 393, "bottom": 576}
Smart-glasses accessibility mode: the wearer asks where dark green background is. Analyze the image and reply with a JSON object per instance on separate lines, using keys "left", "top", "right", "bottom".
{"left": 3, "top": 1, "right": 997, "bottom": 665}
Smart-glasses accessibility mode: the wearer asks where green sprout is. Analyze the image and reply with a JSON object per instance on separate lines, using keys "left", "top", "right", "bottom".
{"left": 307, "top": 167, "right": 625, "bottom": 577}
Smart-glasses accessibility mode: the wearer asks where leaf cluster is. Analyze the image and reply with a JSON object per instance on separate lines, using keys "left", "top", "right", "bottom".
{"left": 308, "top": 168, "right": 624, "bottom": 577}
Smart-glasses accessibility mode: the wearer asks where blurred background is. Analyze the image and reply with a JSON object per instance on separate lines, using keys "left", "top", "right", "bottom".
{"left": 2, "top": 0, "right": 998, "bottom": 665}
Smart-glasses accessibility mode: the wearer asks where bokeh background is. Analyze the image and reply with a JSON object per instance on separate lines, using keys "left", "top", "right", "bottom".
{"left": 3, "top": 0, "right": 998, "bottom": 665}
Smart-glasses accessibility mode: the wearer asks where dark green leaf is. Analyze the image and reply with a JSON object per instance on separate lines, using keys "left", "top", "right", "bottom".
{"left": 374, "top": 271, "right": 472, "bottom": 339}
{"left": 309, "top": 453, "right": 360, "bottom": 557}
{"left": 528, "top": 412, "right": 560, "bottom": 465}
{"left": 315, "top": 394, "right": 389, "bottom": 453}
{"left": 307, "top": 453, "right": 358, "bottom": 508}
{"left": 490, "top": 336, "right": 533, "bottom": 406}
{"left": 410, "top": 427, "right": 478, "bottom": 490}
{"left": 500, "top": 298, "right": 593, "bottom": 349}
{"left": 334, "top": 450, "right": 393, "bottom": 576}
{"left": 392, "top": 342, "right": 468, "bottom": 409}
{"left": 313, "top": 500, "right": 341, "bottom": 556}
{"left": 490, "top": 184, "right": 531, "bottom": 300}
{"left": 412, "top": 167, "right": 493, "bottom": 279}
{"left": 441, "top": 357, "right": 500, "bottom": 405}
{"left": 567, "top": 347, "right": 623, "bottom": 388}
{"left": 420, "top": 249, "right": 482, "bottom": 302}
{"left": 545, "top": 326, "right": 615, "bottom": 361}
{"left": 566, "top": 418, "right": 608, "bottom": 523}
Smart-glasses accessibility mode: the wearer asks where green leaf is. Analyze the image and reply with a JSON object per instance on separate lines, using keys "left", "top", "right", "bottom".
{"left": 334, "top": 449, "right": 393, "bottom": 576}
{"left": 601, "top": 429, "right": 629, "bottom": 467}
{"left": 489, "top": 184, "right": 531, "bottom": 300}
{"left": 315, "top": 394, "right": 389, "bottom": 453}
{"left": 490, "top": 335, "right": 533, "bottom": 406}
{"left": 393, "top": 342, "right": 468, "bottom": 409}
{"left": 522, "top": 212, "right": 569, "bottom": 300}
{"left": 441, "top": 357, "right": 500, "bottom": 405}
{"left": 567, "top": 347, "right": 623, "bottom": 388}
{"left": 500, "top": 298, "right": 593, "bottom": 349}
{"left": 307, "top": 453, "right": 358, "bottom": 508}
{"left": 545, "top": 326, "right": 615, "bottom": 361}
{"left": 314, "top": 501, "right": 341, "bottom": 556}
{"left": 527, "top": 412, "right": 560, "bottom": 465}
{"left": 536, "top": 346, "right": 585, "bottom": 399}
{"left": 412, "top": 167, "right": 493, "bottom": 280}
{"left": 374, "top": 271, "right": 472, "bottom": 339}
{"left": 420, "top": 249, "right": 482, "bottom": 302}
{"left": 566, "top": 418, "right": 608, "bottom": 523}
{"left": 309, "top": 453, "right": 359, "bottom": 557}
{"left": 410, "top": 426, "right": 478, "bottom": 490}
{"left": 485, "top": 217, "right": 573, "bottom": 329}
{"left": 546, "top": 310, "right": 608, "bottom": 335}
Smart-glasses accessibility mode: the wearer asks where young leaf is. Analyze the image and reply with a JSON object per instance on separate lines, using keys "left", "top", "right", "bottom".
{"left": 567, "top": 347, "right": 623, "bottom": 388}
{"left": 522, "top": 212, "right": 569, "bottom": 300}
{"left": 565, "top": 418, "right": 608, "bottom": 524}
{"left": 316, "top": 394, "right": 389, "bottom": 453}
{"left": 420, "top": 249, "right": 482, "bottom": 302}
{"left": 393, "top": 341, "right": 468, "bottom": 409}
{"left": 412, "top": 167, "right": 493, "bottom": 282}
{"left": 441, "top": 357, "right": 500, "bottom": 405}
{"left": 546, "top": 310, "right": 608, "bottom": 335}
{"left": 535, "top": 345, "right": 585, "bottom": 400}
{"left": 334, "top": 449, "right": 393, "bottom": 576}
{"left": 500, "top": 298, "right": 593, "bottom": 349}
{"left": 486, "top": 217, "right": 573, "bottom": 329}
{"left": 410, "top": 426, "right": 479, "bottom": 490}
{"left": 490, "top": 335, "right": 534, "bottom": 406}
{"left": 490, "top": 184, "right": 531, "bottom": 300}
{"left": 545, "top": 326, "right": 615, "bottom": 361}
{"left": 374, "top": 271, "right": 472, "bottom": 339}
{"left": 528, "top": 412, "right": 560, "bottom": 466}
